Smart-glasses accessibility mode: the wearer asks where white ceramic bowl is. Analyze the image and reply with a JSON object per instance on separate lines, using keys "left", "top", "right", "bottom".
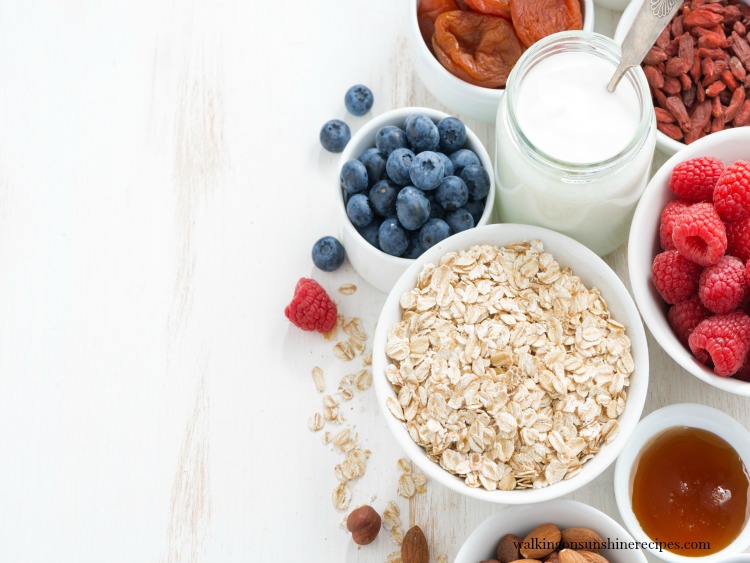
{"left": 337, "top": 107, "right": 494, "bottom": 293}
{"left": 373, "top": 223, "right": 649, "bottom": 503}
{"left": 628, "top": 127, "right": 750, "bottom": 396}
{"left": 614, "top": 403, "right": 750, "bottom": 562}
{"left": 455, "top": 499, "right": 648, "bottom": 563}
{"left": 408, "top": 0, "right": 595, "bottom": 123}
{"left": 614, "top": 0, "right": 749, "bottom": 155}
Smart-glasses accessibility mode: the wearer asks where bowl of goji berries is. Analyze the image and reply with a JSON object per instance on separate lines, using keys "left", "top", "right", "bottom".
{"left": 629, "top": 127, "right": 750, "bottom": 395}
{"left": 615, "top": 0, "right": 750, "bottom": 155}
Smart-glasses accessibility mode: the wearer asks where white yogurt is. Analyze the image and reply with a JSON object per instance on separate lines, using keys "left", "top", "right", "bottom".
{"left": 495, "top": 32, "right": 656, "bottom": 256}
{"left": 515, "top": 51, "right": 641, "bottom": 164}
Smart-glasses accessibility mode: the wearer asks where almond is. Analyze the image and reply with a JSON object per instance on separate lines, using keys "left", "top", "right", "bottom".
{"left": 496, "top": 533, "right": 522, "bottom": 563}
{"left": 559, "top": 549, "right": 589, "bottom": 563}
{"left": 578, "top": 551, "right": 609, "bottom": 563}
{"left": 560, "top": 527, "right": 604, "bottom": 552}
{"left": 520, "top": 523, "right": 561, "bottom": 559}
{"left": 544, "top": 553, "right": 560, "bottom": 563}
{"left": 509, "top": 560, "right": 541, "bottom": 563}
{"left": 401, "top": 525, "right": 428, "bottom": 563}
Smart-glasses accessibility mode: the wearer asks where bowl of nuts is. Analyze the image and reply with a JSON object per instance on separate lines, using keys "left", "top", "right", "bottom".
{"left": 372, "top": 223, "right": 649, "bottom": 504}
{"left": 615, "top": 0, "right": 750, "bottom": 154}
{"left": 409, "top": 0, "right": 594, "bottom": 122}
{"left": 454, "top": 499, "right": 648, "bottom": 563}
{"left": 628, "top": 127, "right": 750, "bottom": 395}
{"left": 338, "top": 107, "right": 495, "bottom": 293}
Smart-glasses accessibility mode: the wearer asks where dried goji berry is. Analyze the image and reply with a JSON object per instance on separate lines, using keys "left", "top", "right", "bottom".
{"left": 509, "top": 0, "right": 582, "bottom": 48}
{"left": 464, "top": 0, "right": 511, "bottom": 19}
{"left": 432, "top": 10, "right": 523, "bottom": 88}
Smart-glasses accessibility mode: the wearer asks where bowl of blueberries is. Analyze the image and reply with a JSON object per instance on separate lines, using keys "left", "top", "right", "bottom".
{"left": 336, "top": 107, "right": 494, "bottom": 292}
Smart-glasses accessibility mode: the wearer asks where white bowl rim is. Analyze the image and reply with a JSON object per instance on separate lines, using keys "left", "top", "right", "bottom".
{"left": 627, "top": 127, "right": 750, "bottom": 396}
{"left": 336, "top": 106, "right": 495, "bottom": 267}
{"left": 614, "top": 403, "right": 750, "bottom": 562}
{"left": 408, "top": 0, "right": 595, "bottom": 98}
{"left": 454, "top": 499, "right": 649, "bottom": 563}
{"left": 373, "top": 223, "right": 650, "bottom": 503}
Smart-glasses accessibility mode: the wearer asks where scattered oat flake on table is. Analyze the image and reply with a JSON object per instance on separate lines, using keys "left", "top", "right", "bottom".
{"left": 398, "top": 458, "right": 411, "bottom": 473}
{"left": 385, "top": 552, "right": 402, "bottom": 563}
{"left": 333, "top": 341, "right": 355, "bottom": 361}
{"left": 311, "top": 367, "right": 325, "bottom": 393}
{"left": 355, "top": 369, "right": 372, "bottom": 391}
{"left": 308, "top": 413, "right": 324, "bottom": 432}
{"left": 397, "top": 473, "right": 416, "bottom": 498}
{"left": 437, "top": 554, "right": 448, "bottom": 563}
{"left": 382, "top": 500, "right": 401, "bottom": 530}
{"left": 339, "top": 283, "right": 357, "bottom": 295}
{"left": 390, "top": 525, "right": 405, "bottom": 545}
{"left": 332, "top": 482, "right": 352, "bottom": 510}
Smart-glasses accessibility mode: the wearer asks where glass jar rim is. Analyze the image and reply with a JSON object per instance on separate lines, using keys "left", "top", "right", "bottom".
{"left": 503, "top": 31, "right": 654, "bottom": 177}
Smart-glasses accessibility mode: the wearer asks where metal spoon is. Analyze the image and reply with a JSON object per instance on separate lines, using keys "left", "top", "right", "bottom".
{"left": 607, "top": 0, "right": 683, "bottom": 92}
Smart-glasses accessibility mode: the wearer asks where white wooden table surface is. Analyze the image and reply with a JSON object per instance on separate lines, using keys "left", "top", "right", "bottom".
{"left": 0, "top": 2, "right": 748, "bottom": 562}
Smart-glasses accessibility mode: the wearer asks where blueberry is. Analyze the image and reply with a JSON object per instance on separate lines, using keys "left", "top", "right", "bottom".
{"left": 369, "top": 179, "right": 399, "bottom": 217}
{"left": 436, "top": 176, "right": 469, "bottom": 211}
{"left": 358, "top": 148, "right": 387, "bottom": 186}
{"left": 436, "top": 152, "right": 454, "bottom": 177}
{"left": 340, "top": 159, "right": 369, "bottom": 195}
{"left": 427, "top": 195, "right": 445, "bottom": 219}
{"left": 438, "top": 117, "right": 467, "bottom": 153}
{"left": 386, "top": 147, "right": 415, "bottom": 186}
{"left": 409, "top": 151, "right": 444, "bottom": 191}
{"left": 403, "top": 235, "right": 424, "bottom": 259}
{"left": 312, "top": 236, "right": 346, "bottom": 272}
{"left": 419, "top": 218, "right": 451, "bottom": 250}
{"left": 461, "top": 164, "right": 491, "bottom": 201}
{"left": 358, "top": 220, "right": 381, "bottom": 249}
{"left": 379, "top": 218, "right": 409, "bottom": 256}
{"left": 344, "top": 85, "right": 374, "bottom": 116}
{"left": 396, "top": 186, "right": 431, "bottom": 231}
{"left": 449, "top": 149, "right": 481, "bottom": 175}
{"left": 445, "top": 208, "right": 475, "bottom": 233}
{"left": 320, "top": 119, "right": 351, "bottom": 153}
{"left": 346, "top": 193, "right": 374, "bottom": 228}
{"left": 463, "top": 198, "right": 486, "bottom": 224}
{"left": 405, "top": 114, "right": 440, "bottom": 153}
{"left": 375, "top": 126, "right": 408, "bottom": 156}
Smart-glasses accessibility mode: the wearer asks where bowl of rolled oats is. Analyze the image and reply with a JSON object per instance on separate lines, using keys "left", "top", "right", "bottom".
{"left": 372, "top": 223, "right": 649, "bottom": 503}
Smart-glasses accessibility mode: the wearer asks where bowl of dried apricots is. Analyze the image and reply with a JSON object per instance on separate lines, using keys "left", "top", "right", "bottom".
{"left": 410, "top": 0, "right": 594, "bottom": 123}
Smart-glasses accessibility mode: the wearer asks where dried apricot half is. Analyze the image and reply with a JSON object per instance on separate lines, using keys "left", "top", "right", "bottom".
{"left": 432, "top": 10, "right": 523, "bottom": 88}
{"left": 464, "top": 0, "right": 511, "bottom": 19}
{"left": 418, "top": 0, "right": 461, "bottom": 47}
{"left": 510, "top": 0, "right": 582, "bottom": 48}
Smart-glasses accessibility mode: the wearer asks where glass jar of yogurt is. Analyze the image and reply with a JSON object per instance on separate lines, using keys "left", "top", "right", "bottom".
{"left": 495, "top": 31, "right": 656, "bottom": 256}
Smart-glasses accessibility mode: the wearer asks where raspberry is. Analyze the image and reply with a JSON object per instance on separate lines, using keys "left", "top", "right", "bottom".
{"left": 284, "top": 278, "right": 337, "bottom": 332}
{"left": 714, "top": 160, "right": 750, "bottom": 222}
{"left": 672, "top": 202, "right": 727, "bottom": 266}
{"left": 698, "top": 256, "right": 749, "bottom": 314}
{"left": 726, "top": 217, "right": 750, "bottom": 262}
{"left": 659, "top": 199, "right": 690, "bottom": 250}
{"left": 689, "top": 311, "right": 750, "bottom": 376}
{"left": 747, "top": 259, "right": 750, "bottom": 286}
{"left": 734, "top": 355, "right": 750, "bottom": 382}
{"left": 668, "top": 296, "right": 711, "bottom": 347}
{"left": 652, "top": 249, "right": 703, "bottom": 304}
{"left": 669, "top": 156, "right": 725, "bottom": 202}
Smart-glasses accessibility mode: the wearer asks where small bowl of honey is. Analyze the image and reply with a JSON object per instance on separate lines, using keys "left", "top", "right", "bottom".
{"left": 614, "top": 403, "right": 750, "bottom": 562}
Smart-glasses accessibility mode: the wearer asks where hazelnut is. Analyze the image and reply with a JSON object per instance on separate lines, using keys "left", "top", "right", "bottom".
{"left": 346, "top": 505, "right": 381, "bottom": 545}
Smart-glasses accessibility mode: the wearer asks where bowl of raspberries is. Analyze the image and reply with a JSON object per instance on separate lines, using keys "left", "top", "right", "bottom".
{"left": 629, "top": 128, "right": 750, "bottom": 395}
{"left": 337, "top": 107, "right": 494, "bottom": 293}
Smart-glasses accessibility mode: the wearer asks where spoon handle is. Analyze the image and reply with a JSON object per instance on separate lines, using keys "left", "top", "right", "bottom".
{"left": 607, "top": 0, "right": 684, "bottom": 92}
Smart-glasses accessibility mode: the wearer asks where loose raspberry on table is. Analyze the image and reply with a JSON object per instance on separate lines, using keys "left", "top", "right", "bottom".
{"left": 726, "top": 217, "right": 750, "bottom": 263}
{"left": 659, "top": 199, "right": 690, "bottom": 250}
{"left": 284, "top": 278, "right": 338, "bottom": 332}
{"left": 669, "top": 156, "right": 724, "bottom": 202}
{"left": 688, "top": 311, "right": 750, "bottom": 376}
{"left": 714, "top": 160, "right": 750, "bottom": 222}
{"left": 668, "top": 296, "right": 711, "bottom": 347}
{"left": 672, "top": 202, "right": 727, "bottom": 266}
{"left": 652, "top": 249, "right": 703, "bottom": 304}
{"left": 699, "top": 256, "right": 749, "bottom": 314}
